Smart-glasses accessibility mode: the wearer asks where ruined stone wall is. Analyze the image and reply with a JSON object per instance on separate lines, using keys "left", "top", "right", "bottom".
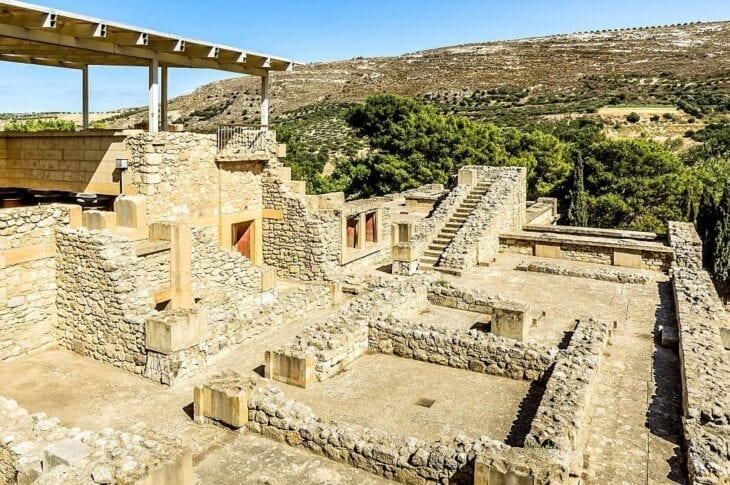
{"left": 369, "top": 318, "right": 556, "bottom": 381}
{"left": 668, "top": 222, "right": 730, "bottom": 484}
{"left": 516, "top": 260, "right": 651, "bottom": 284}
{"left": 125, "top": 132, "right": 263, "bottom": 224}
{"left": 0, "top": 396, "right": 191, "bottom": 484}
{"left": 262, "top": 170, "right": 340, "bottom": 280}
{"left": 191, "top": 226, "right": 261, "bottom": 298}
{"left": 145, "top": 284, "right": 333, "bottom": 385}
{"left": 439, "top": 167, "right": 526, "bottom": 271}
{"left": 55, "top": 226, "right": 156, "bottom": 375}
{"left": 0, "top": 205, "right": 75, "bottom": 361}
{"left": 138, "top": 248, "right": 171, "bottom": 293}
{"left": 525, "top": 319, "right": 610, "bottom": 457}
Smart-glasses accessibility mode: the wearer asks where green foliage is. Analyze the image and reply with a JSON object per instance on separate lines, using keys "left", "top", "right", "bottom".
{"left": 626, "top": 112, "right": 640, "bottom": 123}
{"left": 3, "top": 118, "right": 75, "bottom": 132}
{"left": 566, "top": 153, "right": 589, "bottom": 227}
{"left": 710, "top": 186, "right": 730, "bottom": 289}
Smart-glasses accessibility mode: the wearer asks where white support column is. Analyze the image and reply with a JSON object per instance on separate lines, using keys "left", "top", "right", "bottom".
{"left": 161, "top": 66, "right": 168, "bottom": 132}
{"left": 260, "top": 74, "right": 269, "bottom": 129}
{"left": 82, "top": 65, "right": 89, "bottom": 130}
{"left": 148, "top": 58, "right": 159, "bottom": 133}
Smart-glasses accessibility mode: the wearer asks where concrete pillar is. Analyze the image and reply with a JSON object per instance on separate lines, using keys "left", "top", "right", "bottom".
{"left": 148, "top": 58, "right": 159, "bottom": 133}
{"left": 161, "top": 66, "right": 168, "bottom": 132}
{"left": 357, "top": 212, "right": 366, "bottom": 249}
{"left": 150, "top": 222, "right": 193, "bottom": 309}
{"left": 82, "top": 65, "right": 89, "bottom": 130}
{"left": 260, "top": 74, "right": 269, "bottom": 129}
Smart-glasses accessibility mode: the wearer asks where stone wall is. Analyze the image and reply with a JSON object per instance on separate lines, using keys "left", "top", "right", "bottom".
{"left": 262, "top": 169, "right": 340, "bottom": 280}
{"left": 516, "top": 260, "right": 651, "bottom": 285}
{"left": 439, "top": 167, "right": 526, "bottom": 271}
{"left": 0, "top": 131, "right": 130, "bottom": 195}
{"left": 55, "top": 226, "right": 156, "bottom": 375}
{"left": 138, "top": 247, "right": 171, "bottom": 293}
{"left": 190, "top": 226, "right": 261, "bottom": 299}
{"left": 525, "top": 319, "right": 610, "bottom": 474}
{"left": 668, "top": 222, "right": 730, "bottom": 484}
{"left": 144, "top": 283, "right": 334, "bottom": 385}
{"left": 125, "top": 132, "right": 263, "bottom": 225}
{"left": 0, "top": 205, "right": 75, "bottom": 361}
{"left": 0, "top": 396, "right": 191, "bottom": 484}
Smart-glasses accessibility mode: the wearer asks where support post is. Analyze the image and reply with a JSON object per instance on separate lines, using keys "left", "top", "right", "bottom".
{"left": 148, "top": 58, "right": 159, "bottom": 133}
{"left": 260, "top": 73, "right": 269, "bottom": 129}
{"left": 82, "top": 65, "right": 89, "bottom": 130}
{"left": 161, "top": 66, "right": 168, "bottom": 132}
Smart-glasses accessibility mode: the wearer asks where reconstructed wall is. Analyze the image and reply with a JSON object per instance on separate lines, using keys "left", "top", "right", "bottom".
{"left": 262, "top": 169, "right": 340, "bottom": 280}
{"left": 439, "top": 167, "right": 526, "bottom": 271}
{"left": 516, "top": 260, "right": 651, "bottom": 285}
{"left": 125, "top": 132, "right": 263, "bottom": 225}
{"left": 0, "top": 205, "right": 75, "bottom": 361}
{"left": 55, "top": 226, "right": 156, "bottom": 375}
{"left": 139, "top": 246, "right": 172, "bottom": 293}
{"left": 668, "top": 222, "right": 730, "bottom": 484}
{"left": 0, "top": 396, "right": 191, "bottom": 484}
{"left": 0, "top": 131, "right": 131, "bottom": 195}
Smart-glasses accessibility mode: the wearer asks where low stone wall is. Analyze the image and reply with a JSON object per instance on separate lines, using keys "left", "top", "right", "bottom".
{"left": 145, "top": 283, "right": 334, "bottom": 385}
{"left": 516, "top": 260, "right": 651, "bottom": 285}
{"left": 0, "top": 396, "right": 191, "bottom": 484}
{"left": 668, "top": 222, "right": 730, "bottom": 484}
{"left": 55, "top": 226, "right": 156, "bottom": 375}
{"left": 439, "top": 167, "right": 526, "bottom": 272}
{"left": 0, "top": 204, "right": 76, "bottom": 361}
{"left": 525, "top": 319, "right": 610, "bottom": 472}
{"left": 369, "top": 318, "right": 556, "bottom": 381}
{"left": 138, "top": 246, "right": 171, "bottom": 293}
{"left": 500, "top": 232, "right": 673, "bottom": 272}
{"left": 426, "top": 281, "right": 532, "bottom": 340}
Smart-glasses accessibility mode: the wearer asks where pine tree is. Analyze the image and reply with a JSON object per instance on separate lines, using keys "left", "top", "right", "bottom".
{"left": 710, "top": 186, "right": 730, "bottom": 302}
{"left": 566, "top": 153, "right": 589, "bottom": 227}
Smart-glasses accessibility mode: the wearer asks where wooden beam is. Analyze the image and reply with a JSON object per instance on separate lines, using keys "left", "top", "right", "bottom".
{"left": 0, "top": 11, "right": 57, "bottom": 28}
{"left": 55, "top": 22, "right": 108, "bottom": 38}
{"left": 0, "top": 22, "right": 271, "bottom": 75}
{"left": 0, "top": 52, "right": 82, "bottom": 69}
{"left": 105, "top": 31, "right": 148, "bottom": 46}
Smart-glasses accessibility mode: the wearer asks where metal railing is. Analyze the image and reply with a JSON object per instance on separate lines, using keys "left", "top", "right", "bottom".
{"left": 216, "top": 125, "right": 267, "bottom": 153}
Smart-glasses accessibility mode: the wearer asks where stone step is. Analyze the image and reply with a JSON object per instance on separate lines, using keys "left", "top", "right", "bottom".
{"left": 445, "top": 222, "right": 463, "bottom": 229}
{"left": 460, "top": 202, "right": 478, "bottom": 208}
{"left": 420, "top": 258, "right": 437, "bottom": 266}
{"left": 449, "top": 217, "right": 468, "bottom": 224}
{"left": 432, "top": 239, "right": 451, "bottom": 246}
{"left": 440, "top": 228, "right": 458, "bottom": 235}
{"left": 423, "top": 250, "right": 442, "bottom": 258}
{"left": 428, "top": 242, "right": 448, "bottom": 250}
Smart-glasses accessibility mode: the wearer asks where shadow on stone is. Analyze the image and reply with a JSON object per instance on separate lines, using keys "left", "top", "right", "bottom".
{"left": 647, "top": 280, "right": 687, "bottom": 484}
{"left": 182, "top": 402, "right": 194, "bottom": 421}
{"left": 505, "top": 377, "right": 548, "bottom": 447}
{"left": 253, "top": 365, "right": 266, "bottom": 378}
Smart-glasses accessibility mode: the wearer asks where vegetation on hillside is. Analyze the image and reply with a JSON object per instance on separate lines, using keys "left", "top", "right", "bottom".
{"left": 3, "top": 119, "right": 75, "bottom": 132}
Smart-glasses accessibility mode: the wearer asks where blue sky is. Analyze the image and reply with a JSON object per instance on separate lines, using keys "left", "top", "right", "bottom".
{"left": 1, "top": 0, "right": 728, "bottom": 113}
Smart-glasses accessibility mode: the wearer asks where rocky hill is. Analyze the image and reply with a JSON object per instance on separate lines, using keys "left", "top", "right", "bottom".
{"left": 106, "top": 21, "right": 730, "bottom": 133}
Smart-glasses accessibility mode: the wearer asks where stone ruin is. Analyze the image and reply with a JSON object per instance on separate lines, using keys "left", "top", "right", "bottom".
{"left": 0, "top": 128, "right": 727, "bottom": 484}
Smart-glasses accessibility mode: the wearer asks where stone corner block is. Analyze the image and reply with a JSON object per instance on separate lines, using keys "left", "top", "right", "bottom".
{"left": 193, "top": 371, "right": 262, "bottom": 428}
{"left": 145, "top": 309, "right": 208, "bottom": 355}
{"left": 264, "top": 349, "right": 316, "bottom": 389}
{"left": 492, "top": 301, "right": 531, "bottom": 342}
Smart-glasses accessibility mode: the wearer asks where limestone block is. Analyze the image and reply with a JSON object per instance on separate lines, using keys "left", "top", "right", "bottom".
{"left": 43, "top": 438, "right": 91, "bottom": 469}
{"left": 457, "top": 167, "right": 478, "bottom": 186}
{"left": 391, "top": 242, "right": 419, "bottom": 263}
{"left": 82, "top": 210, "right": 116, "bottom": 230}
{"left": 492, "top": 303, "right": 531, "bottom": 341}
{"left": 288, "top": 180, "right": 306, "bottom": 195}
{"left": 114, "top": 195, "right": 146, "bottom": 230}
{"left": 139, "top": 448, "right": 193, "bottom": 485}
{"left": 193, "top": 372, "right": 262, "bottom": 428}
{"left": 534, "top": 243, "right": 561, "bottom": 259}
{"left": 261, "top": 266, "right": 277, "bottom": 292}
{"left": 612, "top": 250, "right": 643, "bottom": 269}
{"left": 264, "top": 350, "right": 316, "bottom": 389}
{"left": 276, "top": 143, "right": 287, "bottom": 158}
{"left": 145, "top": 309, "right": 208, "bottom": 355}
{"left": 392, "top": 260, "right": 419, "bottom": 276}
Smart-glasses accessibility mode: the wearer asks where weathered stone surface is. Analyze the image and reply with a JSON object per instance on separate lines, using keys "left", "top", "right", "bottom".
{"left": 515, "top": 260, "right": 651, "bottom": 285}
{"left": 194, "top": 371, "right": 262, "bottom": 428}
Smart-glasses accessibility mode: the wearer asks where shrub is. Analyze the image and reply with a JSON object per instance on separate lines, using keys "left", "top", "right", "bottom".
{"left": 3, "top": 119, "right": 75, "bottom": 132}
{"left": 626, "top": 112, "right": 641, "bottom": 123}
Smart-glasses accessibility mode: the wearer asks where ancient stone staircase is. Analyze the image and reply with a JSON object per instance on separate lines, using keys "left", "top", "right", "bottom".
{"left": 419, "top": 180, "right": 490, "bottom": 270}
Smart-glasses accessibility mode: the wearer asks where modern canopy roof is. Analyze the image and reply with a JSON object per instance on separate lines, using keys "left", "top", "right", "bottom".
{"left": 0, "top": 0, "right": 298, "bottom": 76}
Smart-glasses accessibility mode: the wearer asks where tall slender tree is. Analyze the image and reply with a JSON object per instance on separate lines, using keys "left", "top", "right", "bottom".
{"left": 696, "top": 188, "right": 717, "bottom": 270}
{"left": 566, "top": 152, "right": 589, "bottom": 227}
{"left": 710, "top": 186, "right": 730, "bottom": 302}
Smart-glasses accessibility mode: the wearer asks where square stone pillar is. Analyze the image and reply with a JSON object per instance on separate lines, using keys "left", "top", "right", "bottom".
{"left": 264, "top": 350, "right": 316, "bottom": 388}
{"left": 150, "top": 222, "right": 193, "bottom": 309}
{"left": 145, "top": 309, "right": 208, "bottom": 354}
{"left": 491, "top": 302, "right": 531, "bottom": 341}
{"left": 457, "top": 167, "right": 478, "bottom": 186}
{"left": 194, "top": 371, "right": 262, "bottom": 428}
{"left": 391, "top": 241, "right": 420, "bottom": 276}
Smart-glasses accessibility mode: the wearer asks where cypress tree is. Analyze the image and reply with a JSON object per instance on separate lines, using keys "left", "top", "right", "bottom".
{"left": 697, "top": 188, "right": 717, "bottom": 269}
{"left": 710, "top": 186, "right": 730, "bottom": 301}
{"left": 566, "top": 153, "right": 589, "bottom": 227}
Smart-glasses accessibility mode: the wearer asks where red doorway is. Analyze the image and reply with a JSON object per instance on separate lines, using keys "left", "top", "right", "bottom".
{"left": 365, "top": 212, "right": 376, "bottom": 242}
{"left": 346, "top": 217, "right": 358, "bottom": 248}
{"left": 232, "top": 221, "right": 253, "bottom": 259}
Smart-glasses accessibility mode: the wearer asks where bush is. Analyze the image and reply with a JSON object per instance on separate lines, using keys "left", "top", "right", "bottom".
{"left": 626, "top": 112, "right": 641, "bottom": 123}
